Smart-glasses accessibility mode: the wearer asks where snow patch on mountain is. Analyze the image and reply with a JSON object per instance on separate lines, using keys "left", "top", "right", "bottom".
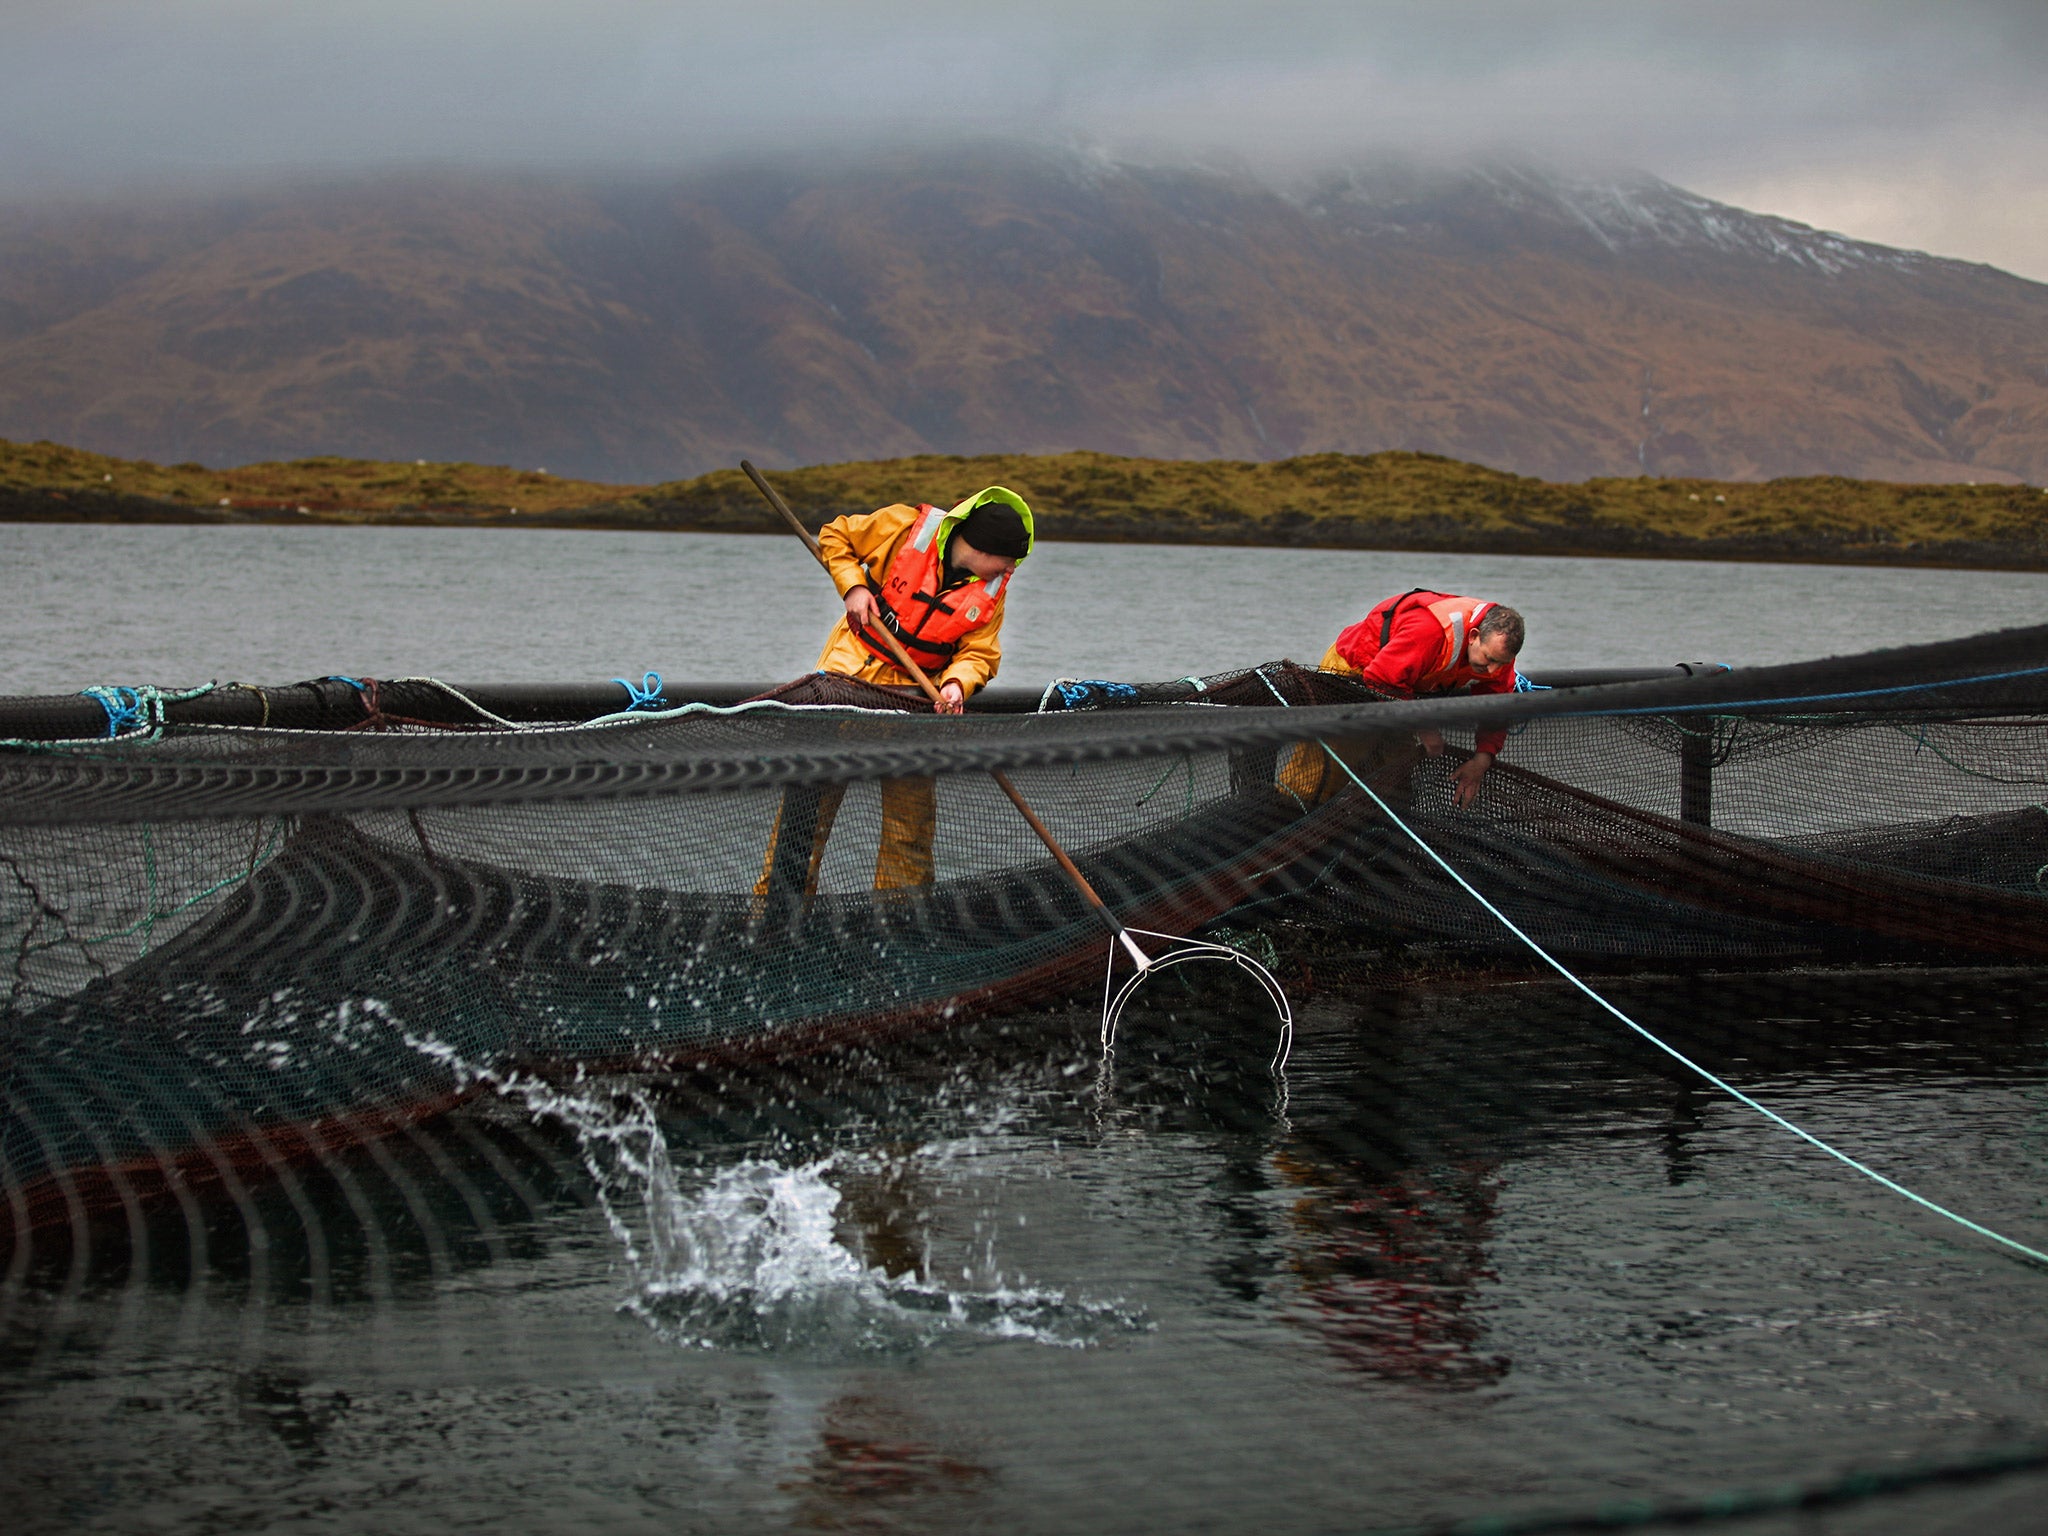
{"left": 1530, "top": 171, "right": 1927, "bottom": 275}
{"left": 1299, "top": 162, "right": 1936, "bottom": 277}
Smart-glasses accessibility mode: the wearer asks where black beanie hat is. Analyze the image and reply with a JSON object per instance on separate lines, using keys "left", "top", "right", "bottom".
{"left": 953, "top": 499, "right": 1030, "bottom": 559}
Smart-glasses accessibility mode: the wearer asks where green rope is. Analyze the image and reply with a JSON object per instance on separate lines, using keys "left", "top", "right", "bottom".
{"left": 1134, "top": 756, "right": 1179, "bottom": 807}
{"left": 77, "top": 818, "right": 285, "bottom": 949}
{"left": 1897, "top": 723, "right": 2048, "bottom": 788}
{"left": 1132, "top": 752, "right": 1199, "bottom": 813}
{"left": 1313, "top": 738, "right": 2048, "bottom": 1267}
{"left": 139, "top": 821, "right": 158, "bottom": 952}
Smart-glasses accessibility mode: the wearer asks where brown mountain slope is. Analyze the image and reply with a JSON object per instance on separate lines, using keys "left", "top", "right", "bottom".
{"left": 1, "top": 148, "right": 2044, "bottom": 484}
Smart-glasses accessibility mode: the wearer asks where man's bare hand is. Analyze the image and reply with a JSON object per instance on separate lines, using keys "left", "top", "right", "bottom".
{"left": 1417, "top": 727, "right": 1445, "bottom": 757}
{"left": 844, "top": 588, "right": 879, "bottom": 629}
{"left": 936, "top": 680, "right": 966, "bottom": 715}
{"left": 1451, "top": 752, "right": 1494, "bottom": 809}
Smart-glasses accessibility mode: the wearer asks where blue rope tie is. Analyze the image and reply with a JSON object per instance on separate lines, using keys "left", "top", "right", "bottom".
{"left": 325, "top": 675, "right": 366, "bottom": 690}
{"left": 81, "top": 686, "right": 148, "bottom": 737}
{"left": 1051, "top": 679, "right": 1140, "bottom": 710}
{"left": 1509, "top": 671, "right": 1552, "bottom": 734}
{"left": 74, "top": 682, "right": 217, "bottom": 742}
{"left": 611, "top": 671, "right": 667, "bottom": 711}
{"left": 1312, "top": 738, "right": 2048, "bottom": 1267}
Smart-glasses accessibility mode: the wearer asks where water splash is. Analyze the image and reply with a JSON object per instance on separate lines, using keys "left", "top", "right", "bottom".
{"left": 405, "top": 1032, "right": 1148, "bottom": 1353}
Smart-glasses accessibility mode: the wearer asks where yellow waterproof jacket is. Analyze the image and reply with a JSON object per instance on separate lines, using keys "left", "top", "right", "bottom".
{"left": 815, "top": 503, "right": 1006, "bottom": 695}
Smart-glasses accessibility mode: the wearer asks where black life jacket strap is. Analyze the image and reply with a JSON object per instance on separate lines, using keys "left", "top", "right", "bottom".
{"left": 1380, "top": 588, "right": 1433, "bottom": 648}
{"left": 863, "top": 607, "right": 961, "bottom": 665}
{"left": 862, "top": 554, "right": 979, "bottom": 666}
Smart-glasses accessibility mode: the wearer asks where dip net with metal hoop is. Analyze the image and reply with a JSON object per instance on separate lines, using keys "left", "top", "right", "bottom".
{"left": 2, "top": 623, "right": 2046, "bottom": 1533}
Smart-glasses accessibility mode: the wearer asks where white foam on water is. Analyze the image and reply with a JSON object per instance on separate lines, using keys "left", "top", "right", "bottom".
{"left": 405, "top": 1031, "right": 1148, "bottom": 1353}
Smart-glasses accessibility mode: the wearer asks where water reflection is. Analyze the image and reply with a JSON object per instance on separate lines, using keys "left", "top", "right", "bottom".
{"left": 232, "top": 1371, "right": 353, "bottom": 1468}
{"left": 1271, "top": 1151, "right": 1509, "bottom": 1387}
{"left": 781, "top": 1391, "right": 994, "bottom": 1530}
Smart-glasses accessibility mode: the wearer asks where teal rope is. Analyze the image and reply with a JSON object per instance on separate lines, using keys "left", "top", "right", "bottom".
{"left": 1359, "top": 1438, "right": 2048, "bottom": 1535}
{"left": 82, "top": 685, "right": 149, "bottom": 735}
{"left": 1509, "top": 671, "right": 1550, "bottom": 736}
{"left": 1314, "top": 738, "right": 2048, "bottom": 1267}
{"left": 1598, "top": 659, "right": 2048, "bottom": 716}
{"left": 611, "top": 670, "right": 666, "bottom": 711}
{"left": 1134, "top": 756, "right": 1180, "bottom": 808}
{"left": 13, "top": 818, "right": 288, "bottom": 969}
{"left": 1134, "top": 753, "right": 1199, "bottom": 812}
{"left": 74, "top": 819, "right": 286, "bottom": 949}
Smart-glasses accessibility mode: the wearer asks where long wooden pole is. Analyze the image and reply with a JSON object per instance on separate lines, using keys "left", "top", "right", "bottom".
{"left": 740, "top": 460, "right": 1149, "bottom": 969}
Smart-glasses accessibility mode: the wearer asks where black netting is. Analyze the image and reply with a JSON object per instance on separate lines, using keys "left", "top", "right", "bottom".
{"left": 3, "top": 625, "right": 2047, "bottom": 1234}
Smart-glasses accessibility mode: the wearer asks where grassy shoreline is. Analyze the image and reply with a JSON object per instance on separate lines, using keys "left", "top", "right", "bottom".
{"left": 5, "top": 438, "right": 2046, "bottom": 570}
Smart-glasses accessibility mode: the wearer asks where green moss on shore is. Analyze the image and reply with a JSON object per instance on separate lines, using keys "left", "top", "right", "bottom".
{"left": 0, "top": 440, "right": 626, "bottom": 520}
{"left": 5, "top": 438, "right": 2045, "bottom": 569}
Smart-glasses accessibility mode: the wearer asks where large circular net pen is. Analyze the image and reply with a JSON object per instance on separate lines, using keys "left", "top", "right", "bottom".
{"left": 1, "top": 624, "right": 2045, "bottom": 1535}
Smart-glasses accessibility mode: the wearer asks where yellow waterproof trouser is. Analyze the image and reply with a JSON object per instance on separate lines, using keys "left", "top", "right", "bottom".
{"left": 753, "top": 776, "right": 938, "bottom": 902}
{"left": 1276, "top": 644, "right": 1422, "bottom": 805}
{"left": 1277, "top": 732, "right": 1423, "bottom": 806}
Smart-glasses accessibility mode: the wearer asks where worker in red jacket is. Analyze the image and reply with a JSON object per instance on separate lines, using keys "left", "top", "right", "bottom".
{"left": 1283, "top": 589, "right": 1526, "bottom": 809}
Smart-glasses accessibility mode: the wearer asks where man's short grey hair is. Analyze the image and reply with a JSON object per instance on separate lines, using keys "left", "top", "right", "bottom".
{"left": 1476, "top": 604, "right": 1525, "bottom": 655}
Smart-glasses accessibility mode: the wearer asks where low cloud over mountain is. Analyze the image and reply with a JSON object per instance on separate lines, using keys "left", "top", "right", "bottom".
{"left": 3, "top": 147, "right": 2044, "bottom": 483}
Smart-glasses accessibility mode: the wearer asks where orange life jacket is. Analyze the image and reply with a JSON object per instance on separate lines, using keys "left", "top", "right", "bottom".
{"left": 853, "top": 504, "right": 1009, "bottom": 671}
{"left": 1352, "top": 589, "right": 1502, "bottom": 692}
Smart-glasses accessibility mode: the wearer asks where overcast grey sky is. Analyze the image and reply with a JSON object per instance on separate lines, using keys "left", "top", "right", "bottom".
{"left": 9, "top": 0, "right": 2047, "bottom": 279}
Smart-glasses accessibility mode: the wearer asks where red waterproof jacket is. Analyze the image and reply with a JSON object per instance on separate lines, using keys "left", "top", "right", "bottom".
{"left": 1333, "top": 590, "right": 1518, "bottom": 756}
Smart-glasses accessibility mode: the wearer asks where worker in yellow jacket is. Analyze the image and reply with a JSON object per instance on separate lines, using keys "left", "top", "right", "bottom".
{"left": 816, "top": 488, "right": 1031, "bottom": 710}
{"left": 758, "top": 488, "right": 1034, "bottom": 901}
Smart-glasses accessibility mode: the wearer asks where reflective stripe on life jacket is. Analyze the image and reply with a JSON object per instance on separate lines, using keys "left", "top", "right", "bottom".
{"left": 1357, "top": 590, "right": 1500, "bottom": 693}
{"left": 853, "top": 504, "right": 1008, "bottom": 671}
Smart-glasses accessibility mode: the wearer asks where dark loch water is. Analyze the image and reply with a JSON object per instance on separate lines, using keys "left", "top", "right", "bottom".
{"left": 5, "top": 524, "right": 2048, "bottom": 1531}
{"left": 4, "top": 969, "right": 2045, "bottom": 1534}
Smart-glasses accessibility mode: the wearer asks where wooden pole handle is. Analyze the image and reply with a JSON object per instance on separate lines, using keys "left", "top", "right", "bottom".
{"left": 742, "top": 458, "right": 944, "bottom": 708}
{"left": 742, "top": 459, "right": 826, "bottom": 562}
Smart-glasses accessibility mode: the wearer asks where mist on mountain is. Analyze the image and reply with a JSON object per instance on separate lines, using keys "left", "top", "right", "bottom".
{"left": 1, "top": 145, "right": 2043, "bottom": 484}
